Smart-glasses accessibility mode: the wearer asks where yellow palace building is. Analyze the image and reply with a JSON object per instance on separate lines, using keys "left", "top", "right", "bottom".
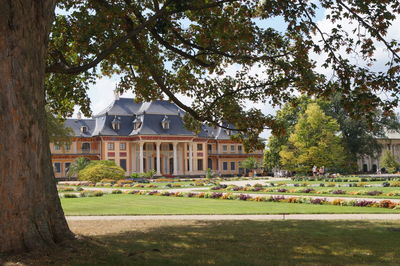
{"left": 50, "top": 96, "right": 263, "bottom": 178}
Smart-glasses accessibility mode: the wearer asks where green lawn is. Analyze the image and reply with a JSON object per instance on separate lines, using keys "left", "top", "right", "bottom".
{"left": 61, "top": 194, "right": 400, "bottom": 215}
{"left": 6, "top": 220, "right": 400, "bottom": 265}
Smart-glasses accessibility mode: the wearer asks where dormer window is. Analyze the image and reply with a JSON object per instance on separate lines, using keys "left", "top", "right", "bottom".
{"left": 80, "top": 126, "right": 87, "bottom": 133}
{"left": 133, "top": 117, "right": 142, "bottom": 130}
{"left": 112, "top": 116, "right": 121, "bottom": 131}
{"left": 161, "top": 115, "right": 170, "bottom": 129}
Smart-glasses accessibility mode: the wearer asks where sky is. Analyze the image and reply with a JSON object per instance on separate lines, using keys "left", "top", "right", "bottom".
{"left": 68, "top": 5, "right": 399, "bottom": 139}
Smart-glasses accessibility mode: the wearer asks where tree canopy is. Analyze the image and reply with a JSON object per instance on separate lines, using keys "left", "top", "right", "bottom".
{"left": 380, "top": 150, "right": 400, "bottom": 174}
{"left": 46, "top": 0, "right": 400, "bottom": 150}
{"left": 279, "top": 103, "right": 346, "bottom": 173}
{"left": 264, "top": 95, "right": 400, "bottom": 171}
{"left": 46, "top": 108, "right": 73, "bottom": 145}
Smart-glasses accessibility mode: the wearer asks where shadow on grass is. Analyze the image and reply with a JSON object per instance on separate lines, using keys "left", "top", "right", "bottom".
{"left": 3, "top": 220, "right": 400, "bottom": 265}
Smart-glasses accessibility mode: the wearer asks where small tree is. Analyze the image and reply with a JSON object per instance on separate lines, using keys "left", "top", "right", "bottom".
{"left": 205, "top": 168, "right": 214, "bottom": 179}
{"left": 141, "top": 169, "right": 156, "bottom": 179}
{"left": 78, "top": 160, "right": 125, "bottom": 182}
{"left": 67, "top": 157, "right": 91, "bottom": 178}
{"left": 240, "top": 157, "right": 259, "bottom": 176}
{"left": 380, "top": 150, "right": 399, "bottom": 174}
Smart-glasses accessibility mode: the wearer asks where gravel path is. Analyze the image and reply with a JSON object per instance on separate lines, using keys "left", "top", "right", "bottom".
{"left": 66, "top": 214, "right": 400, "bottom": 221}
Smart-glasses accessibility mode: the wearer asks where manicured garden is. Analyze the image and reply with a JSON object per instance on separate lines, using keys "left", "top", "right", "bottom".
{"left": 5, "top": 220, "right": 400, "bottom": 265}
{"left": 210, "top": 182, "right": 400, "bottom": 199}
{"left": 61, "top": 194, "right": 400, "bottom": 215}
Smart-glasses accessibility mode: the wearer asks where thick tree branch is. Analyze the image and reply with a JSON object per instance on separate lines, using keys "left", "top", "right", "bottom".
{"left": 46, "top": 2, "right": 173, "bottom": 74}
{"left": 129, "top": 36, "right": 259, "bottom": 132}
{"left": 171, "top": 27, "right": 291, "bottom": 62}
{"left": 132, "top": 9, "right": 215, "bottom": 68}
{"left": 207, "top": 78, "right": 296, "bottom": 112}
{"left": 46, "top": 0, "right": 240, "bottom": 74}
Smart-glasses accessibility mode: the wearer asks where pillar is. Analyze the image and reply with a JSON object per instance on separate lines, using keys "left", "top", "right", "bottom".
{"left": 173, "top": 142, "right": 178, "bottom": 175}
{"left": 156, "top": 142, "right": 161, "bottom": 176}
{"left": 189, "top": 142, "right": 193, "bottom": 174}
{"left": 139, "top": 142, "right": 144, "bottom": 173}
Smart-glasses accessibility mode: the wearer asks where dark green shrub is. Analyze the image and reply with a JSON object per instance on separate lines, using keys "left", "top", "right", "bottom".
{"left": 93, "top": 191, "right": 104, "bottom": 197}
{"left": 64, "top": 193, "right": 78, "bottom": 198}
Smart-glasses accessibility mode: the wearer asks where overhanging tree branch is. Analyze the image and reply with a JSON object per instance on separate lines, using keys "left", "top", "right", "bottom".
{"left": 132, "top": 9, "right": 215, "bottom": 68}
{"left": 46, "top": 0, "right": 240, "bottom": 74}
{"left": 336, "top": 0, "right": 400, "bottom": 62}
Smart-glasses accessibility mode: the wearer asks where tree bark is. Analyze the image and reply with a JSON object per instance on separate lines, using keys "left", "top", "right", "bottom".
{"left": 0, "top": 0, "right": 74, "bottom": 253}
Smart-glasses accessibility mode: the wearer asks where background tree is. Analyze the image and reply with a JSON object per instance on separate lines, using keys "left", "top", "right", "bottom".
{"left": 67, "top": 157, "right": 91, "bottom": 178}
{"left": 264, "top": 95, "right": 400, "bottom": 172}
{"left": 239, "top": 157, "right": 260, "bottom": 175}
{"left": 380, "top": 150, "right": 400, "bottom": 174}
{"left": 46, "top": 108, "right": 73, "bottom": 146}
{"left": 280, "top": 103, "right": 346, "bottom": 173}
{"left": 324, "top": 94, "right": 400, "bottom": 170}
{"left": 2, "top": 0, "right": 400, "bottom": 253}
{"left": 264, "top": 96, "right": 311, "bottom": 170}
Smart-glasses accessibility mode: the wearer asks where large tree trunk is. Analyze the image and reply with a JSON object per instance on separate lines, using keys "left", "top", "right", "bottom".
{"left": 0, "top": 1, "right": 74, "bottom": 253}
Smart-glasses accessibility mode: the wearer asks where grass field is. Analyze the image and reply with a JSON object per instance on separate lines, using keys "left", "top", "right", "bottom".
{"left": 61, "top": 194, "right": 400, "bottom": 215}
{"left": 4, "top": 220, "right": 400, "bottom": 265}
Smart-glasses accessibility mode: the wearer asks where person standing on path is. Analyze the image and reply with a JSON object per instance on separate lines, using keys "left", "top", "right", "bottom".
{"left": 319, "top": 166, "right": 325, "bottom": 176}
{"left": 312, "top": 165, "right": 317, "bottom": 176}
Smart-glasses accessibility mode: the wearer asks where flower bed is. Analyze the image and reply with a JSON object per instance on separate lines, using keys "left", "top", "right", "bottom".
{"left": 290, "top": 176, "right": 400, "bottom": 182}
{"left": 63, "top": 189, "right": 400, "bottom": 209}
{"left": 221, "top": 185, "right": 400, "bottom": 197}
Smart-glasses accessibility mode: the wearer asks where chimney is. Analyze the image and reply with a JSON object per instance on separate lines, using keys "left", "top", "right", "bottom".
{"left": 114, "top": 89, "right": 120, "bottom": 100}
{"left": 77, "top": 112, "right": 82, "bottom": 120}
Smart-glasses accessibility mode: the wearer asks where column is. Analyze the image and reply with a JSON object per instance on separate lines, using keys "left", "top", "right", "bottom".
{"left": 189, "top": 142, "right": 193, "bottom": 174}
{"left": 156, "top": 142, "right": 161, "bottom": 176}
{"left": 132, "top": 143, "right": 136, "bottom": 173}
{"left": 173, "top": 142, "right": 178, "bottom": 175}
{"left": 139, "top": 142, "right": 144, "bottom": 173}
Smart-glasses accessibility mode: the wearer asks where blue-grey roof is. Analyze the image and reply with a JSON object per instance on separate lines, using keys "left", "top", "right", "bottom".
{"left": 130, "top": 114, "right": 195, "bottom": 136}
{"left": 200, "top": 123, "right": 236, "bottom": 139}
{"left": 92, "top": 115, "right": 135, "bottom": 136}
{"left": 95, "top": 98, "right": 142, "bottom": 117}
{"left": 137, "top": 100, "right": 182, "bottom": 115}
{"left": 65, "top": 98, "right": 238, "bottom": 139}
{"left": 65, "top": 119, "right": 96, "bottom": 137}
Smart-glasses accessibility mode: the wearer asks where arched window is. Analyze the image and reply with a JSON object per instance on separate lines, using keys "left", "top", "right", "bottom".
{"left": 82, "top": 142, "right": 90, "bottom": 152}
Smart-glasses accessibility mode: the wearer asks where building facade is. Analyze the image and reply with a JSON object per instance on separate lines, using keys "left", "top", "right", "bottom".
{"left": 357, "top": 131, "right": 400, "bottom": 173}
{"left": 50, "top": 97, "right": 263, "bottom": 178}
